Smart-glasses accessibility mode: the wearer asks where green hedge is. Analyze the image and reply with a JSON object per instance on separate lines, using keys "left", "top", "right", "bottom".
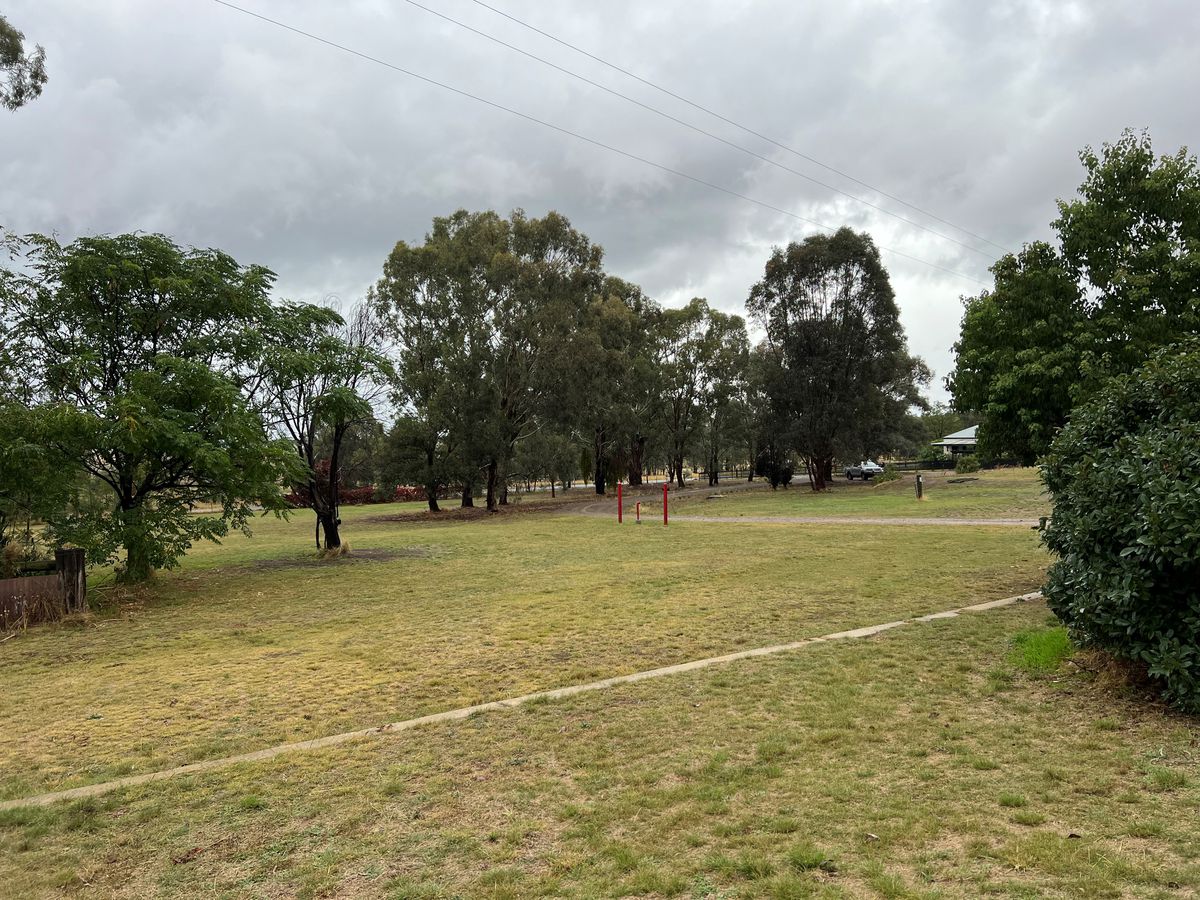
{"left": 1040, "top": 340, "right": 1200, "bottom": 711}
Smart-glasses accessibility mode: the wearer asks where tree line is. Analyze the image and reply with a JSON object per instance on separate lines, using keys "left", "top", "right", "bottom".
{"left": 1, "top": 211, "right": 932, "bottom": 580}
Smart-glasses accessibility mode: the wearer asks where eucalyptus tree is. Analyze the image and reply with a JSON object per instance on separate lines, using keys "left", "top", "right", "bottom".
{"left": 259, "top": 302, "right": 393, "bottom": 550}
{"left": 374, "top": 209, "right": 603, "bottom": 510}
{"left": 748, "top": 228, "right": 927, "bottom": 491}
{"left": 550, "top": 275, "right": 661, "bottom": 494}
{"left": 697, "top": 309, "right": 750, "bottom": 484}
{"left": 0, "top": 232, "right": 298, "bottom": 580}
{"left": 656, "top": 298, "right": 747, "bottom": 488}
{"left": 1, "top": 14, "right": 47, "bottom": 111}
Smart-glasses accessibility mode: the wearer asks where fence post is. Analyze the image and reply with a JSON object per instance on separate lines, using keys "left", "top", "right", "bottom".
{"left": 55, "top": 548, "right": 87, "bottom": 613}
{"left": 915, "top": 473, "right": 924, "bottom": 501}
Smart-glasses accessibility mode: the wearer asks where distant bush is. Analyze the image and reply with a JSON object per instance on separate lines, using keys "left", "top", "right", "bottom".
{"left": 873, "top": 467, "right": 901, "bottom": 484}
{"left": 1041, "top": 340, "right": 1200, "bottom": 712}
{"left": 955, "top": 454, "right": 981, "bottom": 473}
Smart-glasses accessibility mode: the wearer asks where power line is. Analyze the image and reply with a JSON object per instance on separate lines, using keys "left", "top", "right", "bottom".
{"left": 401, "top": 0, "right": 995, "bottom": 261}
{"left": 467, "top": 0, "right": 1013, "bottom": 256}
{"left": 206, "top": 0, "right": 990, "bottom": 286}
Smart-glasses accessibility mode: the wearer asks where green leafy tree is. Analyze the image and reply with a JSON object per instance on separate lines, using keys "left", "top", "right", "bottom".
{"left": 1041, "top": 339, "right": 1200, "bottom": 712}
{"left": 260, "top": 302, "right": 392, "bottom": 550}
{"left": 1057, "top": 130, "right": 1200, "bottom": 385}
{"left": 374, "top": 209, "right": 603, "bottom": 510}
{"left": 0, "top": 403, "right": 79, "bottom": 570}
{"left": 0, "top": 232, "right": 299, "bottom": 580}
{"left": 550, "top": 275, "right": 661, "bottom": 494}
{"left": 697, "top": 309, "right": 749, "bottom": 485}
{"left": 748, "top": 228, "right": 927, "bottom": 490}
{"left": 948, "top": 243, "right": 1082, "bottom": 463}
{"left": 950, "top": 131, "right": 1200, "bottom": 460}
{"left": 1, "top": 14, "right": 47, "bottom": 110}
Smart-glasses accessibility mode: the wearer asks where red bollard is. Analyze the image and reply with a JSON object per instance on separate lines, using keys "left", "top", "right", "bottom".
{"left": 663, "top": 482, "right": 668, "bottom": 526}
{"left": 617, "top": 482, "right": 623, "bottom": 523}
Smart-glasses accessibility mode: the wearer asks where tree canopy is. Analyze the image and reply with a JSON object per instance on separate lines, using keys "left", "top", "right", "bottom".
{"left": 950, "top": 131, "right": 1200, "bottom": 460}
{"left": 748, "top": 227, "right": 928, "bottom": 490}
{"left": 0, "top": 232, "right": 301, "bottom": 580}
{"left": 1, "top": 14, "right": 47, "bottom": 111}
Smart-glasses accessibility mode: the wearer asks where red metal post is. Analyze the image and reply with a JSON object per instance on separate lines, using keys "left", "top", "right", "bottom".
{"left": 617, "top": 482, "right": 623, "bottom": 523}
{"left": 636, "top": 501, "right": 641, "bottom": 523}
{"left": 662, "top": 482, "right": 668, "bottom": 526}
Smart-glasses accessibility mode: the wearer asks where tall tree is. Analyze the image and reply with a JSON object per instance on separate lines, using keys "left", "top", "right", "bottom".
{"left": 0, "top": 232, "right": 299, "bottom": 580}
{"left": 260, "top": 302, "right": 392, "bottom": 550}
{"left": 1057, "top": 130, "right": 1200, "bottom": 386}
{"left": 551, "top": 276, "right": 660, "bottom": 494}
{"left": 748, "top": 228, "right": 927, "bottom": 491}
{"left": 374, "top": 209, "right": 603, "bottom": 510}
{"left": 1, "top": 14, "right": 47, "bottom": 110}
{"left": 949, "top": 131, "right": 1200, "bottom": 461}
{"left": 948, "top": 243, "right": 1083, "bottom": 463}
{"left": 656, "top": 298, "right": 713, "bottom": 488}
{"left": 697, "top": 310, "right": 750, "bottom": 485}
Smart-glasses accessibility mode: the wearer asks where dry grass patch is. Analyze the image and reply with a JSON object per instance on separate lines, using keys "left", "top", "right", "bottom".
{"left": 0, "top": 506, "right": 1048, "bottom": 799}
{"left": 1, "top": 603, "right": 1196, "bottom": 898}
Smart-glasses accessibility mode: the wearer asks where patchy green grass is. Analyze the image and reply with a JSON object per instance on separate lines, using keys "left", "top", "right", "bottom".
{"left": 0, "top": 503, "right": 1048, "bottom": 799}
{"left": 1, "top": 602, "right": 1197, "bottom": 898}
{"left": 671, "top": 467, "right": 1050, "bottom": 520}
{"left": 1009, "top": 626, "right": 1074, "bottom": 674}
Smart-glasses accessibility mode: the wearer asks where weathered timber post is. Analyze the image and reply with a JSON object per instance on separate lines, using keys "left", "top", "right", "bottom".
{"left": 915, "top": 473, "right": 924, "bottom": 501}
{"left": 55, "top": 548, "right": 87, "bottom": 613}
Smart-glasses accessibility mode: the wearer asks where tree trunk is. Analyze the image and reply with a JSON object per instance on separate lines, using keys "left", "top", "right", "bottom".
{"left": 461, "top": 483, "right": 474, "bottom": 507}
{"left": 628, "top": 435, "right": 645, "bottom": 485}
{"left": 122, "top": 537, "right": 154, "bottom": 583}
{"left": 424, "top": 448, "right": 440, "bottom": 511}
{"left": 674, "top": 455, "right": 686, "bottom": 488}
{"left": 593, "top": 426, "right": 606, "bottom": 495}
{"left": 485, "top": 458, "right": 499, "bottom": 511}
{"left": 550, "top": 480, "right": 556, "bottom": 498}
{"left": 318, "top": 511, "right": 342, "bottom": 550}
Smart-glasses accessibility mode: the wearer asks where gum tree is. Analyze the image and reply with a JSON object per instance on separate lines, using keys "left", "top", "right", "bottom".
{"left": 748, "top": 228, "right": 927, "bottom": 490}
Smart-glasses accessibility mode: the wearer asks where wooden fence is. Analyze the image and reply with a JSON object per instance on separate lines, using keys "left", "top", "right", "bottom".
{"left": 0, "top": 549, "right": 87, "bottom": 629}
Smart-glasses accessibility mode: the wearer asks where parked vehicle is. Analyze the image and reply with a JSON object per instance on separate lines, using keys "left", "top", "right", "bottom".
{"left": 845, "top": 460, "right": 884, "bottom": 480}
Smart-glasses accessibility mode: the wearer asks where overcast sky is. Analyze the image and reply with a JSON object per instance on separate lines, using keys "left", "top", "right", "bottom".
{"left": 4, "top": 0, "right": 1198, "bottom": 401}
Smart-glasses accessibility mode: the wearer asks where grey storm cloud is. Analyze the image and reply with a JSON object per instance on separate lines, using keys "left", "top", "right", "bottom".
{"left": 3, "top": 0, "right": 1199, "bottom": 399}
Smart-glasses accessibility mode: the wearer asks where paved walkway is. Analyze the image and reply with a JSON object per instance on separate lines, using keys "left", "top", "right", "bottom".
{"left": 0, "top": 591, "right": 1043, "bottom": 811}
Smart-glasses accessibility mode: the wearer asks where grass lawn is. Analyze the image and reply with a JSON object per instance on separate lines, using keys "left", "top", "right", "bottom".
{"left": 669, "top": 468, "right": 1050, "bottom": 521}
{"left": 4, "top": 497, "right": 1194, "bottom": 897}
{"left": 0, "top": 506, "right": 1046, "bottom": 800}
{"left": 2, "top": 601, "right": 1197, "bottom": 898}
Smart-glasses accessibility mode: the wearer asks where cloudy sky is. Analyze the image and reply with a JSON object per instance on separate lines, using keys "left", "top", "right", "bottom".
{"left": 4, "top": 0, "right": 1198, "bottom": 400}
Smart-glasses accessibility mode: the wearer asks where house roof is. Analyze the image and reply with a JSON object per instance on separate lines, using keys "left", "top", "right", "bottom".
{"left": 941, "top": 425, "right": 978, "bottom": 441}
{"left": 931, "top": 425, "right": 978, "bottom": 447}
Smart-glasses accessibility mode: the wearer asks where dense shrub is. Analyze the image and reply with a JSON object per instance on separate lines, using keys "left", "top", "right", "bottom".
{"left": 1041, "top": 341, "right": 1200, "bottom": 712}
{"left": 954, "top": 454, "right": 981, "bottom": 473}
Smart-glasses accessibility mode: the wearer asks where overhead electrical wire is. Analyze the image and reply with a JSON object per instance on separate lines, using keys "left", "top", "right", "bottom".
{"left": 401, "top": 0, "right": 996, "bottom": 261}
{"left": 207, "top": 0, "right": 991, "bottom": 286}
{"left": 467, "top": 0, "right": 1013, "bottom": 256}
